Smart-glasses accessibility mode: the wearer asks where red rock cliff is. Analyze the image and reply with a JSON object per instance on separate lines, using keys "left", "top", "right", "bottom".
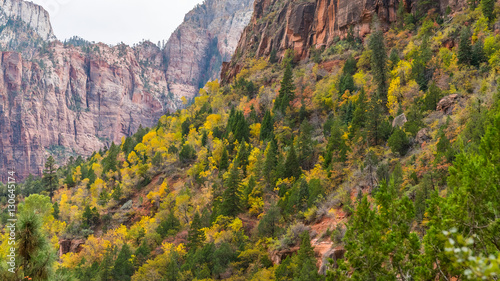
{"left": 222, "top": 0, "right": 468, "bottom": 82}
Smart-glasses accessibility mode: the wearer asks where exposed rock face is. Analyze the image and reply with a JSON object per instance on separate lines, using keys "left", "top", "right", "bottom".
{"left": 0, "top": 0, "right": 254, "bottom": 181}
{"left": 0, "top": 42, "right": 176, "bottom": 181}
{"left": 222, "top": 0, "right": 468, "bottom": 83}
{"left": 0, "top": 0, "right": 56, "bottom": 41}
{"left": 164, "top": 0, "right": 254, "bottom": 98}
{"left": 392, "top": 113, "right": 407, "bottom": 128}
{"left": 437, "top": 93, "right": 463, "bottom": 115}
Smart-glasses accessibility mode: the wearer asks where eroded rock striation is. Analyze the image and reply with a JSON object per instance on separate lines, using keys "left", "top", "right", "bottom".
{"left": 164, "top": 0, "right": 254, "bottom": 98}
{"left": 222, "top": 0, "right": 468, "bottom": 82}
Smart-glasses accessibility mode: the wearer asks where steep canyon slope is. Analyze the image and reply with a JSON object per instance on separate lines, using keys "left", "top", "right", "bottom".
{"left": 0, "top": 0, "right": 254, "bottom": 181}
{"left": 222, "top": 0, "right": 468, "bottom": 82}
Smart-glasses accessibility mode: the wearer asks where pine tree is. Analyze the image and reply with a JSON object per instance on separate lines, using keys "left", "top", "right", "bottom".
{"left": 157, "top": 212, "right": 181, "bottom": 237}
{"left": 42, "top": 156, "right": 58, "bottom": 198}
{"left": 219, "top": 146, "right": 229, "bottom": 172}
{"left": 458, "top": 27, "right": 472, "bottom": 65}
{"left": 324, "top": 119, "right": 347, "bottom": 168}
{"left": 481, "top": 0, "right": 495, "bottom": 22}
{"left": 257, "top": 204, "right": 281, "bottom": 238}
{"left": 388, "top": 128, "right": 410, "bottom": 156}
{"left": 297, "top": 120, "right": 314, "bottom": 170}
{"left": 274, "top": 59, "right": 295, "bottom": 113}
{"left": 17, "top": 212, "right": 55, "bottom": 280}
{"left": 389, "top": 48, "right": 400, "bottom": 70}
{"left": 263, "top": 138, "right": 278, "bottom": 186}
{"left": 471, "top": 39, "right": 486, "bottom": 67}
{"left": 235, "top": 141, "right": 250, "bottom": 176}
{"left": 369, "top": 27, "right": 388, "bottom": 104}
{"left": 112, "top": 244, "right": 134, "bottom": 281}
{"left": 412, "top": 35, "right": 432, "bottom": 91}
{"left": 284, "top": 143, "right": 301, "bottom": 179}
{"left": 350, "top": 88, "right": 367, "bottom": 133}
{"left": 367, "top": 94, "right": 384, "bottom": 146}
{"left": 187, "top": 212, "right": 206, "bottom": 250}
{"left": 260, "top": 110, "right": 274, "bottom": 141}
{"left": 221, "top": 161, "right": 242, "bottom": 217}
{"left": 294, "top": 232, "right": 322, "bottom": 281}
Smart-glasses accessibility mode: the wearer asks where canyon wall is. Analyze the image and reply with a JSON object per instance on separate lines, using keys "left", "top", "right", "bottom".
{"left": 222, "top": 0, "right": 468, "bottom": 82}
{"left": 0, "top": 0, "right": 254, "bottom": 181}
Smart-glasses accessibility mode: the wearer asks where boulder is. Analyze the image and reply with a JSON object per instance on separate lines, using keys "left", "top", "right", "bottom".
{"left": 437, "top": 94, "right": 462, "bottom": 115}
{"left": 415, "top": 128, "right": 431, "bottom": 144}
{"left": 318, "top": 247, "right": 346, "bottom": 275}
{"left": 392, "top": 113, "right": 407, "bottom": 128}
{"left": 121, "top": 200, "right": 133, "bottom": 211}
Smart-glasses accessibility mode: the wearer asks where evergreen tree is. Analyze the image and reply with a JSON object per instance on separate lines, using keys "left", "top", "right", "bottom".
{"left": 471, "top": 39, "right": 486, "bottom": 67}
{"left": 52, "top": 202, "right": 59, "bottom": 220}
{"left": 367, "top": 94, "right": 385, "bottom": 146}
{"left": 260, "top": 110, "right": 274, "bottom": 141}
{"left": 294, "top": 232, "right": 322, "bottom": 281}
{"left": 112, "top": 244, "right": 134, "bottom": 281}
{"left": 423, "top": 81, "right": 442, "bottom": 111}
{"left": 274, "top": 59, "right": 295, "bottom": 113}
{"left": 458, "top": 27, "right": 472, "bottom": 65}
{"left": 388, "top": 48, "right": 400, "bottom": 70}
{"left": 388, "top": 128, "right": 410, "bottom": 156}
{"left": 235, "top": 141, "right": 250, "bottom": 176}
{"left": 262, "top": 138, "right": 278, "bottom": 186}
{"left": 369, "top": 27, "right": 388, "bottom": 105}
{"left": 98, "top": 246, "right": 114, "bottom": 281}
{"left": 350, "top": 88, "right": 367, "bottom": 133}
{"left": 284, "top": 143, "right": 301, "bottom": 179}
{"left": 297, "top": 120, "right": 314, "bottom": 170}
{"left": 324, "top": 119, "right": 347, "bottom": 168}
{"left": 412, "top": 35, "right": 432, "bottom": 91}
{"left": 481, "top": 0, "right": 495, "bottom": 22}
{"left": 257, "top": 204, "right": 281, "bottom": 238}
{"left": 219, "top": 146, "right": 229, "bottom": 172}
{"left": 226, "top": 108, "right": 250, "bottom": 142}
{"left": 17, "top": 212, "right": 55, "bottom": 280}
{"left": 42, "top": 156, "right": 58, "bottom": 198}
{"left": 157, "top": 212, "right": 181, "bottom": 237}
{"left": 134, "top": 241, "right": 151, "bottom": 267}
{"left": 221, "top": 161, "right": 242, "bottom": 217}
{"left": 187, "top": 212, "right": 206, "bottom": 250}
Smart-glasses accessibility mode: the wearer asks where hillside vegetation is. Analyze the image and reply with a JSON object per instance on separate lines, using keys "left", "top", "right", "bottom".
{"left": 1, "top": 2, "right": 500, "bottom": 280}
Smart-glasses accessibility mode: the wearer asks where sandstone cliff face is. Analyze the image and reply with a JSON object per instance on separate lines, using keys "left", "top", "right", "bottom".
{"left": 164, "top": 0, "right": 254, "bottom": 99}
{"left": 0, "top": 0, "right": 56, "bottom": 41}
{"left": 0, "top": 0, "right": 254, "bottom": 181}
{"left": 0, "top": 41, "right": 178, "bottom": 181}
{"left": 222, "top": 0, "right": 468, "bottom": 82}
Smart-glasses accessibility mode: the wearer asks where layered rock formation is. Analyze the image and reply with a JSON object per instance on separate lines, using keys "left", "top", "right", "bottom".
{"left": 0, "top": 0, "right": 56, "bottom": 41}
{"left": 164, "top": 0, "right": 254, "bottom": 98}
{"left": 0, "top": 0, "right": 254, "bottom": 181}
{"left": 222, "top": 0, "right": 468, "bottom": 82}
{"left": 0, "top": 41, "right": 176, "bottom": 181}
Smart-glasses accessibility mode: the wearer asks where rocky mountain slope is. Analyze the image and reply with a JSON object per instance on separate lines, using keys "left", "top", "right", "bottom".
{"left": 222, "top": 0, "right": 468, "bottom": 82}
{"left": 0, "top": 0, "right": 253, "bottom": 181}
{"left": 164, "top": 0, "right": 254, "bottom": 98}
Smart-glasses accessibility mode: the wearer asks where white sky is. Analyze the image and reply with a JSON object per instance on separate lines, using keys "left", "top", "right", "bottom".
{"left": 29, "top": 0, "right": 205, "bottom": 45}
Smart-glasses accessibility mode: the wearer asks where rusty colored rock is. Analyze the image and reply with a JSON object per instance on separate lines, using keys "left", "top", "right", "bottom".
{"left": 222, "top": 0, "right": 468, "bottom": 83}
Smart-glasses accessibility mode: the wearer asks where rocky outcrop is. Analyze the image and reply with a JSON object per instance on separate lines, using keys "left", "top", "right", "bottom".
{"left": 222, "top": 0, "right": 468, "bottom": 83}
{"left": 164, "top": 0, "right": 254, "bottom": 98}
{"left": 437, "top": 94, "right": 463, "bottom": 115}
{"left": 0, "top": 0, "right": 56, "bottom": 41}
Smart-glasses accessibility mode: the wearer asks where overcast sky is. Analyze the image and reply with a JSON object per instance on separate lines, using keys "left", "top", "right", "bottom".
{"left": 29, "top": 0, "right": 205, "bottom": 45}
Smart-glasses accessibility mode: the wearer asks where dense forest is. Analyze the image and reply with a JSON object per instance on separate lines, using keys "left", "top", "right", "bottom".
{"left": 1, "top": 1, "right": 500, "bottom": 280}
